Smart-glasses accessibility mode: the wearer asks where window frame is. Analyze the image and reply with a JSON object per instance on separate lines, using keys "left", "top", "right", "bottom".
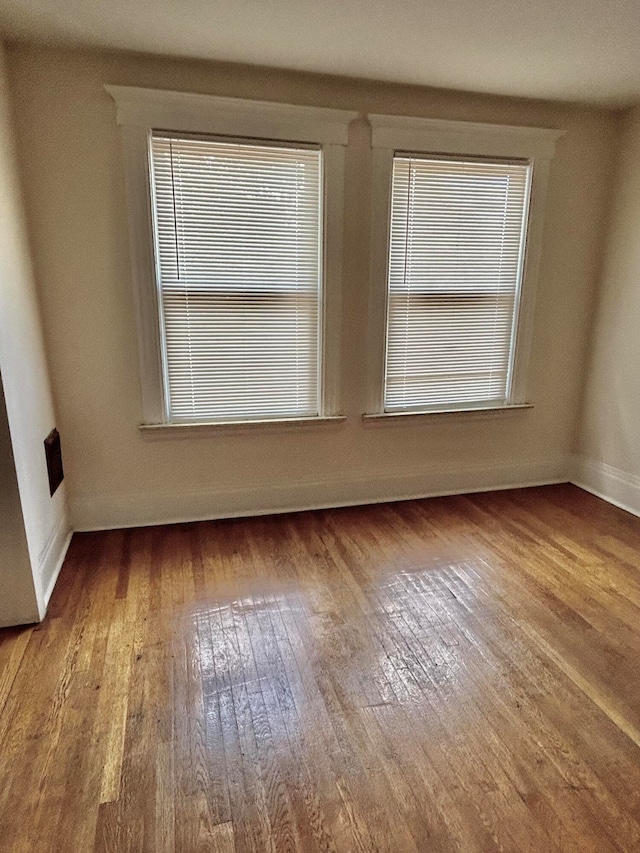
{"left": 106, "top": 85, "right": 356, "bottom": 428}
{"left": 365, "top": 114, "right": 563, "bottom": 419}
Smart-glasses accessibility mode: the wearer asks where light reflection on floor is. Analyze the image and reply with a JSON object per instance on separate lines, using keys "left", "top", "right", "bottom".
{"left": 188, "top": 557, "right": 490, "bottom": 759}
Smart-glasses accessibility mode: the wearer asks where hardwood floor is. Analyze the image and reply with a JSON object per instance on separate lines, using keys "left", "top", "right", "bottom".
{"left": 2, "top": 484, "right": 640, "bottom": 851}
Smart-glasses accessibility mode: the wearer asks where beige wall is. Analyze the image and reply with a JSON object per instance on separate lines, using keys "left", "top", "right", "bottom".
{"left": 6, "top": 44, "right": 618, "bottom": 530}
{"left": 576, "top": 106, "right": 640, "bottom": 510}
{"left": 0, "top": 42, "right": 69, "bottom": 617}
{"left": 0, "top": 372, "right": 39, "bottom": 626}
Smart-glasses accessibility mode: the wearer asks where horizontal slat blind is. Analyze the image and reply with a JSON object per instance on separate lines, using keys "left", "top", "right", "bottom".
{"left": 385, "top": 155, "right": 531, "bottom": 411}
{"left": 150, "top": 133, "right": 323, "bottom": 422}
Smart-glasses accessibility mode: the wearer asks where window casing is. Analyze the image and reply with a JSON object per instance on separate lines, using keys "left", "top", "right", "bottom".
{"left": 106, "top": 86, "right": 355, "bottom": 428}
{"left": 366, "top": 115, "right": 562, "bottom": 419}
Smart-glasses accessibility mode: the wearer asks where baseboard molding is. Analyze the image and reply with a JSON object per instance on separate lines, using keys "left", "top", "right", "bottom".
{"left": 570, "top": 454, "right": 640, "bottom": 519}
{"left": 37, "top": 518, "right": 73, "bottom": 617}
{"left": 71, "top": 456, "right": 569, "bottom": 532}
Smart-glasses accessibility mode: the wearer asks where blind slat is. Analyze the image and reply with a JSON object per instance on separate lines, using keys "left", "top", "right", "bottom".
{"left": 384, "top": 155, "right": 531, "bottom": 412}
{"left": 150, "top": 134, "right": 323, "bottom": 422}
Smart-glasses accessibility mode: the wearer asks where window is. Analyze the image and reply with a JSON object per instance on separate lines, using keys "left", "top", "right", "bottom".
{"left": 385, "top": 155, "right": 531, "bottom": 412}
{"left": 150, "top": 134, "right": 323, "bottom": 422}
{"left": 106, "top": 86, "right": 355, "bottom": 428}
{"left": 366, "top": 115, "right": 562, "bottom": 418}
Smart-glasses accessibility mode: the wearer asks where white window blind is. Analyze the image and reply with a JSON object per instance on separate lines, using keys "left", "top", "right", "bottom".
{"left": 149, "top": 133, "right": 323, "bottom": 423}
{"left": 385, "top": 155, "right": 531, "bottom": 412}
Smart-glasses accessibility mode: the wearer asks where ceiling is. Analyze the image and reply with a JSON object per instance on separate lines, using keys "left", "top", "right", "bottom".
{"left": 1, "top": 0, "right": 639, "bottom": 108}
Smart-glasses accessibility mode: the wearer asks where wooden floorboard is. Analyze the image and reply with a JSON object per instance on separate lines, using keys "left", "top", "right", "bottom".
{"left": 2, "top": 484, "right": 640, "bottom": 851}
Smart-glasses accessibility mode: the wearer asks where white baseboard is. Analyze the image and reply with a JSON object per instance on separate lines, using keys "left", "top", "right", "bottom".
{"left": 570, "top": 454, "right": 640, "bottom": 518}
{"left": 71, "top": 456, "right": 569, "bottom": 532}
{"left": 37, "top": 517, "right": 73, "bottom": 617}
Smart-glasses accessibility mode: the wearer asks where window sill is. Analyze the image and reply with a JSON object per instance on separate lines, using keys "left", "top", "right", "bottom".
{"left": 363, "top": 404, "right": 533, "bottom": 425}
{"left": 139, "top": 415, "right": 346, "bottom": 438}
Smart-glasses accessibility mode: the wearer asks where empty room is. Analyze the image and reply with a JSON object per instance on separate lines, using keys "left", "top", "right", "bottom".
{"left": 2, "top": 0, "right": 640, "bottom": 850}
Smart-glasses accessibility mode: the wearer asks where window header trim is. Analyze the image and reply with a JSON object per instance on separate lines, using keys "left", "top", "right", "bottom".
{"left": 368, "top": 114, "right": 564, "bottom": 160}
{"left": 105, "top": 85, "right": 357, "bottom": 146}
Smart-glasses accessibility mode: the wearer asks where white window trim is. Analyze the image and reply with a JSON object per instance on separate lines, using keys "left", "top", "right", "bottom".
{"left": 105, "top": 84, "right": 357, "bottom": 428}
{"left": 138, "top": 415, "right": 346, "bottom": 439}
{"left": 366, "top": 113, "right": 564, "bottom": 419}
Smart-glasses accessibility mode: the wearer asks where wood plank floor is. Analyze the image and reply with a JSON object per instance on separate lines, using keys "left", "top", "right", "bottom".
{"left": 3, "top": 484, "right": 640, "bottom": 851}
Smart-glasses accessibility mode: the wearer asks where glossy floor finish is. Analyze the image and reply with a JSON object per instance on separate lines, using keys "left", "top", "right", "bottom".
{"left": 3, "top": 485, "right": 640, "bottom": 852}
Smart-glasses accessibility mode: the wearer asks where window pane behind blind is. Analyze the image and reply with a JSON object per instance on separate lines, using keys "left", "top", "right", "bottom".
{"left": 150, "top": 134, "right": 323, "bottom": 422}
{"left": 385, "top": 156, "right": 531, "bottom": 411}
